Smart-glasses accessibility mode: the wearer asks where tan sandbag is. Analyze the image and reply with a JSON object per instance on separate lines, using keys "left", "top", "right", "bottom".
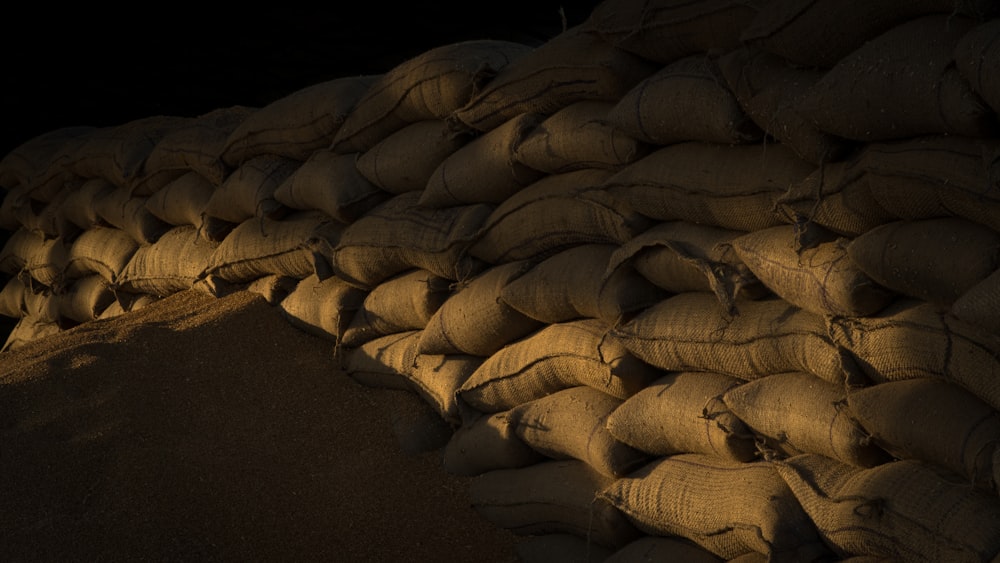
{"left": 56, "top": 177, "right": 117, "bottom": 238}
{"left": 200, "top": 210, "right": 342, "bottom": 284}
{"left": 53, "top": 274, "right": 116, "bottom": 324}
{"left": 116, "top": 225, "right": 219, "bottom": 297}
{"left": 341, "top": 268, "right": 452, "bottom": 349}
{"left": 0, "top": 275, "right": 28, "bottom": 319}
{"left": 343, "top": 330, "right": 422, "bottom": 391}
{"left": 272, "top": 149, "right": 389, "bottom": 224}
{"left": 862, "top": 135, "right": 1000, "bottom": 233}
{"left": 221, "top": 75, "right": 378, "bottom": 166}
{"left": 498, "top": 243, "right": 668, "bottom": 325}
{"left": 508, "top": 385, "right": 649, "bottom": 478}
{"left": 240, "top": 274, "right": 298, "bottom": 305}
{"left": 603, "top": 142, "right": 815, "bottom": 232}
{"left": 0, "top": 227, "right": 68, "bottom": 290}
{"left": 96, "top": 291, "right": 160, "bottom": 320}
{"left": 846, "top": 217, "right": 1000, "bottom": 307}
{"left": 795, "top": 15, "right": 997, "bottom": 142}
{"left": 64, "top": 225, "right": 140, "bottom": 286}
{"left": 828, "top": 298, "right": 1000, "bottom": 412}
{"left": 0, "top": 126, "right": 95, "bottom": 193}
{"left": 93, "top": 185, "right": 172, "bottom": 245}
{"left": 470, "top": 459, "right": 641, "bottom": 549}
{"left": 731, "top": 224, "right": 894, "bottom": 317}
{"left": 951, "top": 268, "right": 1000, "bottom": 335}
{"left": 143, "top": 171, "right": 215, "bottom": 230}
{"left": 847, "top": 377, "right": 1000, "bottom": 492}
{"left": 604, "top": 536, "right": 723, "bottom": 563}
{"left": 457, "top": 318, "right": 661, "bottom": 413}
{"left": 406, "top": 353, "right": 482, "bottom": 425}
{"left": 277, "top": 272, "right": 366, "bottom": 344}
{"left": 613, "top": 293, "right": 857, "bottom": 385}
{"left": 605, "top": 371, "right": 757, "bottom": 462}
{"left": 442, "top": 410, "right": 544, "bottom": 476}
{"left": 955, "top": 19, "right": 1000, "bottom": 115}
{"left": 515, "top": 533, "right": 615, "bottom": 563}
{"left": 599, "top": 454, "right": 828, "bottom": 561}
{"left": 419, "top": 113, "right": 544, "bottom": 207}
{"left": 417, "top": 260, "right": 541, "bottom": 357}
{"left": 468, "top": 169, "right": 652, "bottom": 264}
{"left": 1, "top": 313, "right": 61, "bottom": 353}
{"left": 716, "top": 47, "right": 855, "bottom": 164}
{"left": 774, "top": 454, "right": 1000, "bottom": 562}
{"left": 723, "top": 372, "right": 890, "bottom": 467}
{"left": 450, "top": 26, "right": 658, "bottom": 133}
{"left": 330, "top": 191, "right": 491, "bottom": 289}
{"left": 331, "top": 40, "right": 532, "bottom": 153}
{"left": 0, "top": 277, "right": 58, "bottom": 321}
{"left": 202, "top": 154, "right": 298, "bottom": 225}
{"left": 514, "top": 100, "right": 648, "bottom": 174}
{"left": 607, "top": 55, "right": 762, "bottom": 147}
{"left": 354, "top": 119, "right": 472, "bottom": 194}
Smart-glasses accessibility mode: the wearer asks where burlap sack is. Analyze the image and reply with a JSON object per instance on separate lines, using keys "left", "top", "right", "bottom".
{"left": 723, "top": 372, "right": 890, "bottom": 467}
{"left": 955, "top": 19, "right": 1000, "bottom": 115}
{"left": 0, "top": 184, "right": 28, "bottom": 231}
{"left": 515, "top": 533, "right": 614, "bottom": 563}
{"left": 355, "top": 119, "right": 472, "bottom": 195}
{"left": 605, "top": 371, "right": 757, "bottom": 462}
{"left": 56, "top": 178, "right": 117, "bottom": 239}
{"left": 1, "top": 313, "right": 61, "bottom": 353}
{"left": 514, "top": 101, "right": 648, "bottom": 174}
{"left": 200, "top": 210, "right": 342, "bottom": 284}
{"left": 862, "top": 135, "right": 1000, "bottom": 233}
{"left": 0, "top": 276, "right": 57, "bottom": 321}
{"left": 607, "top": 55, "right": 762, "bottom": 147}
{"left": 406, "top": 353, "right": 483, "bottom": 425}
{"left": 0, "top": 276, "right": 28, "bottom": 319}
{"left": 468, "top": 169, "right": 653, "bottom": 264}
{"left": 143, "top": 171, "right": 215, "bottom": 232}
{"left": 343, "top": 330, "right": 422, "bottom": 391}
{"left": 64, "top": 225, "right": 140, "bottom": 286}
{"left": 605, "top": 221, "right": 767, "bottom": 315}
{"left": 795, "top": 15, "right": 996, "bottom": 142}
{"left": 10, "top": 185, "right": 78, "bottom": 242}
{"left": 442, "top": 410, "right": 544, "bottom": 476}
{"left": 847, "top": 377, "right": 1000, "bottom": 492}
{"left": 450, "top": 26, "right": 658, "bottom": 133}
{"left": 584, "top": 0, "right": 764, "bottom": 64}
{"left": 828, "top": 298, "right": 1000, "bottom": 412}
{"left": 417, "top": 260, "right": 541, "bottom": 357}
{"left": 498, "top": 243, "right": 668, "bottom": 325}
{"left": 93, "top": 185, "right": 172, "bottom": 245}
{"left": 613, "top": 293, "right": 857, "bottom": 385}
{"left": 731, "top": 224, "right": 894, "bottom": 317}
{"left": 330, "top": 191, "right": 491, "bottom": 289}
{"left": 951, "top": 268, "right": 1000, "bottom": 335}
{"left": 341, "top": 268, "right": 452, "bottom": 349}
{"left": 603, "top": 142, "right": 815, "bottom": 232}
{"left": 508, "top": 385, "right": 649, "bottom": 478}
{"left": 271, "top": 150, "right": 389, "bottom": 225}
{"left": 0, "top": 126, "right": 95, "bottom": 194}
{"left": 0, "top": 227, "right": 68, "bottom": 290}
{"left": 277, "top": 272, "right": 367, "bottom": 344}
{"left": 846, "top": 217, "right": 1000, "bottom": 307}
{"left": 53, "top": 274, "right": 116, "bottom": 324}
{"left": 375, "top": 387, "right": 453, "bottom": 455}
{"left": 775, "top": 454, "right": 1000, "bottom": 562}
{"left": 331, "top": 40, "right": 532, "bottom": 153}
{"left": 716, "top": 47, "right": 856, "bottom": 165}
{"left": 456, "top": 318, "right": 661, "bottom": 413}
{"left": 96, "top": 292, "right": 159, "bottom": 321}
{"left": 470, "top": 459, "right": 641, "bottom": 549}
{"left": 202, "top": 154, "right": 298, "bottom": 225}
{"left": 241, "top": 274, "right": 299, "bottom": 306}
{"left": 116, "top": 225, "right": 219, "bottom": 297}
{"left": 221, "top": 75, "right": 378, "bottom": 166}
{"left": 599, "top": 454, "right": 828, "bottom": 561}
{"left": 774, "top": 156, "right": 894, "bottom": 238}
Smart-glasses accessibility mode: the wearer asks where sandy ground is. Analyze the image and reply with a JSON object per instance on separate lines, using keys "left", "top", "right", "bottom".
{"left": 0, "top": 289, "right": 521, "bottom": 562}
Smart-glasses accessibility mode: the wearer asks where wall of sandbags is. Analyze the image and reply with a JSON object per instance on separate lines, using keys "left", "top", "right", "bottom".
{"left": 2, "top": 0, "right": 1000, "bottom": 561}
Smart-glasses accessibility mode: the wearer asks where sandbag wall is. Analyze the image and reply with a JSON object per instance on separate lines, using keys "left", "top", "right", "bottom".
{"left": 3, "top": 0, "right": 1000, "bottom": 560}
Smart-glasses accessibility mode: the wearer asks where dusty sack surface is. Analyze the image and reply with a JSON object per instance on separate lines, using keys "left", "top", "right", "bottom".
{"left": 0, "top": 289, "right": 519, "bottom": 562}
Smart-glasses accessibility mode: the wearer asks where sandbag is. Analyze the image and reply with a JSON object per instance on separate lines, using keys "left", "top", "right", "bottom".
{"left": 0, "top": 227, "right": 69, "bottom": 290}
{"left": 795, "top": 15, "right": 997, "bottom": 142}
{"left": 55, "top": 177, "right": 117, "bottom": 239}
{"left": 354, "top": 119, "right": 472, "bottom": 194}
{"left": 846, "top": 217, "right": 1000, "bottom": 306}
{"left": 498, "top": 243, "right": 668, "bottom": 325}
{"left": 221, "top": 75, "right": 378, "bottom": 166}
{"left": 331, "top": 40, "right": 532, "bottom": 153}
{"left": 277, "top": 272, "right": 367, "bottom": 343}
{"left": 599, "top": 454, "right": 828, "bottom": 562}
{"left": 605, "top": 371, "right": 757, "bottom": 462}
{"left": 508, "top": 385, "right": 649, "bottom": 478}
{"left": 53, "top": 274, "right": 116, "bottom": 324}
{"left": 846, "top": 377, "right": 1000, "bottom": 492}
{"left": 406, "top": 353, "right": 483, "bottom": 426}
{"left": 64, "top": 225, "right": 141, "bottom": 286}
{"left": 419, "top": 113, "right": 544, "bottom": 207}
{"left": 828, "top": 298, "right": 1000, "bottom": 412}
{"left": 450, "top": 25, "right": 658, "bottom": 133}
{"left": 116, "top": 225, "right": 219, "bottom": 297}
{"left": 442, "top": 410, "right": 544, "bottom": 476}
{"left": 340, "top": 268, "right": 452, "bottom": 349}
{"left": 950, "top": 268, "right": 1000, "bottom": 335}
{"left": 457, "top": 318, "right": 661, "bottom": 413}
{"left": 202, "top": 154, "right": 298, "bottom": 226}
{"left": 723, "top": 372, "right": 890, "bottom": 467}
{"left": 515, "top": 100, "right": 648, "bottom": 173}
{"left": 607, "top": 55, "right": 762, "bottom": 147}
{"left": 613, "top": 293, "right": 857, "bottom": 385}
{"left": 343, "top": 330, "right": 422, "bottom": 391}
{"left": 93, "top": 185, "right": 172, "bottom": 245}
{"left": 730, "top": 224, "right": 894, "bottom": 317}
{"left": 0, "top": 126, "right": 95, "bottom": 195}
{"left": 143, "top": 171, "right": 215, "bottom": 232}
{"left": 1, "top": 313, "right": 61, "bottom": 353}
{"left": 468, "top": 169, "right": 652, "bottom": 264}
{"left": 417, "top": 260, "right": 541, "bottom": 357}
{"left": 0, "top": 276, "right": 57, "bottom": 321}
{"left": 272, "top": 149, "right": 389, "bottom": 224}
{"left": 774, "top": 454, "right": 1000, "bottom": 562}
{"left": 470, "top": 459, "right": 641, "bottom": 549}
{"left": 374, "top": 387, "right": 453, "bottom": 455}
{"left": 330, "top": 191, "right": 491, "bottom": 289}
{"left": 955, "top": 19, "right": 1000, "bottom": 115}
{"left": 603, "top": 142, "right": 815, "bottom": 231}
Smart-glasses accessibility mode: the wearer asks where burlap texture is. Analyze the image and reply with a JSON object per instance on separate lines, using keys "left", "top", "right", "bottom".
{"left": 955, "top": 19, "right": 1000, "bottom": 115}
{"left": 93, "top": 186, "right": 172, "bottom": 245}
{"left": 53, "top": 274, "right": 116, "bottom": 324}
{"left": 277, "top": 273, "right": 366, "bottom": 343}
{"left": 116, "top": 225, "right": 219, "bottom": 297}
{"left": 406, "top": 353, "right": 483, "bottom": 425}
{"left": 62, "top": 226, "right": 138, "bottom": 287}
{"left": 355, "top": 119, "right": 471, "bottom": 194}
{"left": 951, "top": 268, "right": 1000, "bottom": 335}
{"left": 443, "top": 410, "right": 543, "bottom": 477}
{"left": 143, "top": 171, "right": 215, "bottom": 232}
{"left": 272, "top": 150, "right": 389, "bottom": 225}
{"left": 341, "top": 268, "right": 452, "bottom": 349}
{"left": 202, "top": 154, "right": 298, "bottom": 225}
{"left": 343, "top": 330, "right": 422, "bottom": 391}
{"left": 56, "top": 178, "right": 117, "bottom": 239}
{"left": 0, "top": 227, "right": 68, "bottom": 290}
